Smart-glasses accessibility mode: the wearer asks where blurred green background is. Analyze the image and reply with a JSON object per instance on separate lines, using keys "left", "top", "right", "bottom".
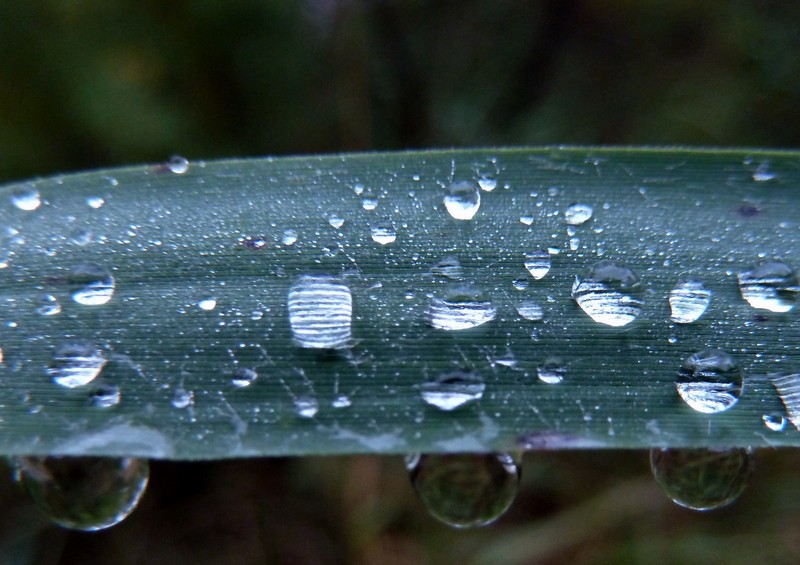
{"left": 1, "top": 1, "right": 800, "bottom": 563}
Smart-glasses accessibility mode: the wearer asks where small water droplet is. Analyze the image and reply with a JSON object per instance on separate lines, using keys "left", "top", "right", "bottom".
{"left": 11, "top": 186, "right": 41, "bottom": 211}
{"left": 231, "top": 368, "right": 257, "bottom": 388}
{"left": 519, "top": 215, "right": 534, "bottom": 226}
{"left": 69, "top": 229, "right": 93, "bottom": 246}
{"left": 752, "top": 162, "right": 776, "bottom": 182}
{"left": 420, "top": 369, "right": 485, "bottom": 411}
{"left": 516, "top": 301, "right": 543, "bottom": 322}
{"left": 427, "top": 284, "right": 496, "bottom": 331}
{"left": 430, "top": 256, "right": 463, "bottom": 280}
{"left": 353, "top": 183, "right": 364, "bottom": 196}
{"left": 14, "top": 456, "right": 149, "bottom": 531}
{"left": 650, "top": 447, "right": 754, "bottom": 511}
{"left": 328, "top": 215, "right": 345, "bottom": 229}
{"left": 737, "top": 260, "right": 798, "bottom": 313}
{"left": 89, "top": 384, "right": 121, "bottom": 408}
{"left": 475, "top": 159, "right": 499, "bottom": 192}
{"left": 288, "top": 276, "right": 352, "bottom": 349}
{"left": 669, "top": 280, "right": 712, "bottom": 324}
{"left": 167, "top": 155, "right": 189, "bottom": 174}
{"left": 332, "top": 394, "right": 352, "bottom": 408}
{"left": 294, "top": 395, "right": 319, "bottom": 418}
{"left": 524, "top": 250, "right": 551, "bottom": 280}
{"left": 444, "top": 181, "right": 480, "bottom": 220}
{"left": 406, "top": 453, "right": 519, "bottom": 528}
{"left": 565, "top": 203, "right": 593, "bottom": 225}
{"left": 70, "top": 263, "right": 115, "bottom": 306}
{"left": 171, "top": 388, "right": 194, "bottom": 409}
{"left": 676, "top": 349, "right": 742, "bottom": 414}
{"left": 86, "top": 196, "right": 105, "bottom": 209}
{"left": 537, "top": 358, "right": 566, "bottom": 384}
{"left": 37, "top": 294, "right": 62, "bottom": 316}
{"left": 370, "top": 219, "right": 397, "bottom": 245}
{"left": 361, "top": 190, "right": 378, "bottom": 211}
{"left": 511, "top": 277, "right": 529, "bottom": 291}
{"left": 571, "top": 260, "right": 643, "bottom": 327}
{"left": 197, "top": 297, "right": 217, "bottom": 311}
{"left": 762, "top": 413, "right": 787, "bottom": 431}
{"left": 281, "top": 229, "right": 298, "bottom": 246}
{"left": 48, "top": 342, "right": 106, "bottom": 388}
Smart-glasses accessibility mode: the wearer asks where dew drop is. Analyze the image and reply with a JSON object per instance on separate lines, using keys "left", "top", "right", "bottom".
{"left": 650, "top": 447, "right": 754, "bottom": 511}
{"left": 167, "top": 155, "right": 189, "bottom": 174}
{"left": 475, "top": 159, "right": 499, "bottom": 192}
{"left": 516, "top": 301, "right": 543, "bottom": 322}
{"left": 171, "top": 388, "right": 194, "bottom": 409}
{"left": 571, "top": 260, "right": 643, "bottom": 327}
{"left": 737, "top": 260, "right": 798, "bottom": 313}
{"left": 370, "top": 219, "right": 397, "bottom": 245}
{"left": 288, "top": 276, "right": 352, "bottom": 349}
{"left": 511, "top": 277, "right": 529, "bottom": 291}
{"left": 524, "top": 249, "right": 551, "bottom": 280}
{"left": 426, "top": 284, "right": 496, "bottom": 331}
{"left": 281, "top": 229, "right": 298, "bottom": 246}
{"left": 406, "top": 453, "right": 519, "bottom": 528}
{"left": 48, "top": 342, "right": 106, "bottom": 388}
{"left": 420, "top": 369, "right": 485, "bottom": 411}
{"left": 762, "top": 413, "right": 787, "bottom": 432}
{"left": 37, "top": 294, "right": 62, "bottom": 316}
{"left": 328, "top": 215, "right": 345, "bottom": 229}
{"left": 430, "top": 256, "right": 463, "bottom": 280}
{"left": 89, "top": 384, "right": 121, "bottom": 408}
{"left": 86, "top": 196, "right": 105, "bottom": 209}
{"left": 770, "top": 373, "right": 800, "bottom": 430}
{"left": 231, "top": 368, "right": 257, "bottom": 388}
{"left": 676, "top": 349, "right": 742, "bottom": 414}
{"left": 752, "top": 162, "right": 776, "bottom": 182}
{"left": 70, "top": 263, "right": 115, "bottom": 306}
{"left": 669, "top": 280, "right": 712, "bottom": 324}
{"left": 197, "top": 297, "right": 217, "bottom": 311}
{"left": 537, "top": 358, "right": 566, "bottom": 384}
{"left": 294, "top": 395, "right": 319, "bottom": 418}
{"left": 332, "top": 394, "right": 352, "bottom": 409}
{"left": 444, "top": 181, "right": 480, "bottom": 220}
{"left": 519, "top": 215, "right": 534, "bottom": 226}
{"left": 11, "top": 186, "right": 41, "bottom": 211}
{"left": 361, "top": 190, "right": 378, "bottom": 211}
{"left": 14, "top": 456, "right": 149, "bottom": 531}
{"left": 565, "top": 203, "right": 593, "bottom": 225}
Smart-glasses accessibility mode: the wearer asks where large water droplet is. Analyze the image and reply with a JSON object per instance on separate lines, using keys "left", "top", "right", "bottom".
{"left": 11, "top": 186, "right": 41, "bottom": 211}
{"left": 15, "top": 456, "right": 149, "bottom": 531}
{"left": 650, "top": 448, "right": 754, "bottom": 511}
{"left": 427, "top": 284, "right": 496, "bottom": 331}
{"left": 669, "top": 280, "right": 712, "bottom": 324}
{"left": 406, "top": 453, "right": 519, "bottom": 528}
{"left": 565, "top": 203, "right": 593, "bottom": 225}
{"left": 737, "top": 260, "right": 798, "bottom": 313}
{"left": 676, "top": 349, "right": 742, "bottom": 414}
{"left": 444, "top": 181, "right": 480, "bottom": 220}
{"left": 537, "top": 358, "right": 566, "bottom": 384}
{"left": 288, "top": 276, "right": 352, "bottom": 349}
{"left": 48, "top": 342, "right": 106, "bottom": 388}
{"left": 420, "top": 369, "right": 485, "bottom": 411}
{"left": 370, "top": 219, "right": 397, "bottom": 245}
{"left": 70, "top": 263, "right": 115, "bottom": 306}
{"left": 571, "top": 260, "right": 643, "bottom": 327}
{"left": 167, "top": 155, "right": 189, "bottom": 174}
{"left": 524, "top": 249, "right": 551, "bottom": 280}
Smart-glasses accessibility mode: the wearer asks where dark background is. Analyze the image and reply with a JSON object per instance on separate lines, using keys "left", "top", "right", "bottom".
{"left": 1, "top": 1, "right": 800, "bottom": 563}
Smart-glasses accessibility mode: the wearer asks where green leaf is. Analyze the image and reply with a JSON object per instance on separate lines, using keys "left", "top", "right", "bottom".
{"left": 1, "top": 147, "right": 798, "bottom": 460}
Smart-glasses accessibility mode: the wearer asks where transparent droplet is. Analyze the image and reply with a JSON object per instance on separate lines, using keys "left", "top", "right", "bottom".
{"left": 70, "top": 263, "right": 115, "bottom": 306}
{"left": 69, "top": 228, "right": 93, "bottom": 246}
{"left": 571, "top": 260, "right": 643, "bottom": 327}
{"left": 328, "top": 215, "right": 345, "bottom": 229}
{"left": 332, "top": 394, "right": 351, "bottom": 408}
{"left": 752, "top": 162, "right": 776, "bottom": 182}
{"left": 15, "top": 456, "right": 149, "bottom": 531}
{"left": 231, "top": 367, "right": 257, "bottom": 388}
{"left": 427, "top": 284, "right": 496, "bottom": 331}
{"left": 406, "top": 453, "right": 519, "bottom": 528}
{"left": 167, "top": 155, "right": 189, "bottom": 174}
{"left": 737, "top": 260, "right": 798, "bottom": 313}
{"left": 430, "top": 256, "right": 463, "bottom": 280}
{"left": 288, "top": 276, "right": 352, "bottom": 349}
{"left": 669, "top": 280, "right": 712, "bottom": 324}
{"left": 11, "top": 186, "right": 41, "bottom": 211}
{"left": 516, "top": 301, "right": 543, "bottom": 322}
{"left": 444, "top": 181, "right": 480, "bottom": 220}
{"left": 89, "top": 384, "right": 121, "bottom": 408}
{"left": 676, "top": 349, "right": 743, "bottom": 414}
{"left": 511, "top": 277, "right": 529, "bottom": 291}
{"left": 281, "top": 229, "right": 298, "bottom": 246}
{"left": 48, "top": 342, "right": 106, "bottom": 388}
{"left": 565, "top": 203, "right": 593, "bottom": 225}
{"left": 171, "top": 388, "right": 194, "bottom": 409}
{"left": 370, "top": 219, "right": 397, "bottom": 245}
{"left": 36, "top": 294, "right": 62, "bottom": 316}
{"left": 294, "top": 395, "right": 319, "bottom": 418}
{"left": 86, "top": 196, "right": 105, "bottom": 209}
{"left": 650, "top": 447, "right": 754, "bottom": 511}
{"left": 762, "top": 413, "right": 787, "bottom": 432}
{"left": 537, "top": 358, "right": 566, "bottom": 384}
{"left": 420, "top": 370, "right": 485, "bottom": 411}
{"left": 475, "top": 159, "right": 499, "bottom": 192}
{"left": 197, "top": 297, "right": 217, "bottom": 311}
{"left": 524, "top": 250, "right": 551, "bottom": 280}
{"left": 519, "top": 215, "right": 534, "bottom": 226}
{"left": 361, "top": 190, "right": 378, "bottom": 211}
{"left": 770, "top": 373, "right": 800, "bottom": 430}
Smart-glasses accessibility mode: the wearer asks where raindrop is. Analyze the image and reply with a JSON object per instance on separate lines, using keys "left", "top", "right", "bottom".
{"left": 86, "top": 196, "right": 105, "bottom": 209}
{"left": 516, "top": 301, "right": 543, "bottom": 322}
{"left": 565, "top": 203, "right": 593, "bottom": 225}
{"left": 650, "top": 447, "right": 754, "bottom": 511}
{"left": 70, "top": 263, "right": 115, "bottom": 306}
{"left": 537, "top": 358, "right": 566, "bottom": 384}
{"left": 762, "top": 413, "right": 787, "bottom": 432}
{"left": 406, "top": 453, "right": 519, "bottom": 528}
{"left": 294, "top": 395, "right": 319, "bottom": 418}
{"left": 48, "top": 342, "right": 106, "bottom": 388}
{"left": 11, "top": 186, "right": 41, "bottom": 211}
{"left": 737, "top": 260, "right": 798, "bottom": 313}
{"left": 197, "top": 297, "right": 217, "bottom": 311}
{"left": 171, "top": 388, "right": 194, "bottom": 409}
{"left": 36, "top": 294, "right": 62, "bottom": 316}
{"left": 288, "top": 276, "right": 352, "bottom": 349}
{"left": 420, "top": 369, "right": 485, "bottom": 411}
{"left": 167, "top": 155, "right": 189, "bottom": 174}
{"left": 231, "top": 368, "right": 257, "bottom": 388}
{"left": 669, "top": 280, "right": 712, "bottom": 324}
{"left": 430, "top": 256, "right": 463, "bottom": 280}
{"left": 571, "top": 260, "right": 643, "bottom": 327}
{"left": 281, "top": 229, "right": 298, "bottom": 246}
{"left": 370, "top": 219, "right": 397, "bottom": 245}
{"left": 328, "top": 215, "right": 345, "bottom": 229}
{"left": 89, "top": 384, "right": 121, "bottom": 408}
{"left": 524, "top": 250, "right": 551, "bottom": 280}
{"left": 444, "top": 181, "right": 480, "bottom": 220}
{"left": 676, "top": 349, "right": 742, "bottom": 414}
{"left": 426, "top": 284, "right": 496, "bottom": 331}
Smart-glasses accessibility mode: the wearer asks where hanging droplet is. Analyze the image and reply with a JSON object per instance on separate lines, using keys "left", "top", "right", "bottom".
{"left": 11, "top": 186, "right": 41, "bottom": 211}
{"left": 70, "top": 263, "right": 115, "bottom": 306}
{"left": 420, "top": 369, "right": 485, "bottom": 411}
{"left": 48, "top": 342, "right": 106, "bottom": 388}
{"left": 426, "top": 284, "right": 496, "bottom": 331}
{"left": 370, "top": 219, "right": 397, "bottom": 245}
{"left": 650, "top": 447, "right": 754, "bottom": 511}
{"left": 676, "top": 349, "right": 743, "bottom": 414}
{"left": 443, "top": 181, "right": 480, "bottom": 220}
{"left": 14, "top": 456, "right": 149, "bottom": 531}
{"left": 669, "top": 280, "right": 712, "bottom": 324}
{"left": 524, "top": 249, "right": 551, "bottom": 280}
{"left": 571, "top": 260, "right": 643, "bottom": 327}
{"left": 288, "top": 276, "right": 352, "bottom": 349}
{"left": 737, "top": 260, "right": 798, "bottom": 313}
{"left": 406, "top": 453, "right": 519, "bottom": 528}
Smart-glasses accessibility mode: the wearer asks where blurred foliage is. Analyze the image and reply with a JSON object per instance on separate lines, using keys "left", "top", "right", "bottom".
{"left": 1, "top": 0, "right": 800, "bottom": 563}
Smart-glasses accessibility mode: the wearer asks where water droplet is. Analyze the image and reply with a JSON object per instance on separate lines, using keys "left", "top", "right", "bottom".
{"left": 90, "top": 384, "right": 121, "bottom": 408}
{"left": 475, "top": 159, "right": 499, "bottom": 192}
{"left": 231, "top": 368, "right": 257, "bottom": 388}
{"left": 294, "top": 395, "right": 319, "bottom": 418}
{"left": 288, "top": 276, "right": 352, "bottom": 349}
{"left": 669, "top": 280, "right": 712, "bottom": 324}
{"left": 37, "top": 294, "right": 62, "bottom": 316}
{"left": 197, "top": 297, "right": 217, "bottom": 311}
{"left": 86, "top": 196, "right": 105, "bottom": 209}
{"left": 537, "top": 358, "right": 566, "bottom": 384}
{"left": 571, "top": 260, "right": 643, "bottom": 327}
{"left": 565, "top": 203, "right": 593, "bottom": 225}
{"left": 420, "top": 369, "right": 485, "bottom": 411}
{"left": 15, "top": 456, "right": 149, "bottom": 531}
{"left": 328, "top": 215, "right": 345, "bottom": 229}
{"left": 519, "top": 215, "right": 534, "bottom": 226}
{"left": 430, "top": 256, "right": 463, "bottom": 280}
{"left": 70, "top": 263, "right": 115, "bottom": 306}
{"left": 524, "top": 249, "right": 551, "bottom": 280}
{"left": 650, "top": 447, "right": 754, "bottom": 511}
{"left": 11, "top": 186, "right": 41, "bottom": 211}
{"left": 676, "top": 349, "right": 742, "bottom": 414}
{"left": 762, "top": 413, "right": 787, "bottom": 431}
{"left": 69, "top": 229, "right": 93, "bottom": 246}
{"left": 370, "top": 219, "right": 397, "bottom": 245}
{"left": 48, "top": 342, "right": 106, "bottom": 388}
{"left": 427, "top": 284, "right": 496, "bottom": 331}
{"left": 516, "top": 301, "right": 543, "bottom": 322}
{"left": 444, "top": 181, "right": 480, "bottom": 220}
{"left": 171, "top": 388, "right": 194, "bottom": 409}
{"left": 353, "top": 183, "right": 364, "bottom": 196}
{"left": 406, "top": 453, "right": 519, "bottom": 528}
{"left": 770, "top": 373, "right": 800, "bottom": 430}
{"left": 281, "top": 229, "right": 298, "bottom": 246}
{"left": 752, "top": 162, "right": 776, "bottom": 182}
{"left": 167, "top": 155, "right": 189, "bottom": 174}
{"left": 361, "top": 190, "right": 378, "bottom": 211}
{"left": 737, "top": 260, "right": 798, "bottom": 313}
{"left": 332, "top": 394, "right": 351, "bottom": 408}
{"left": 511, "top": 277, "right": 529, "bottom": 291}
